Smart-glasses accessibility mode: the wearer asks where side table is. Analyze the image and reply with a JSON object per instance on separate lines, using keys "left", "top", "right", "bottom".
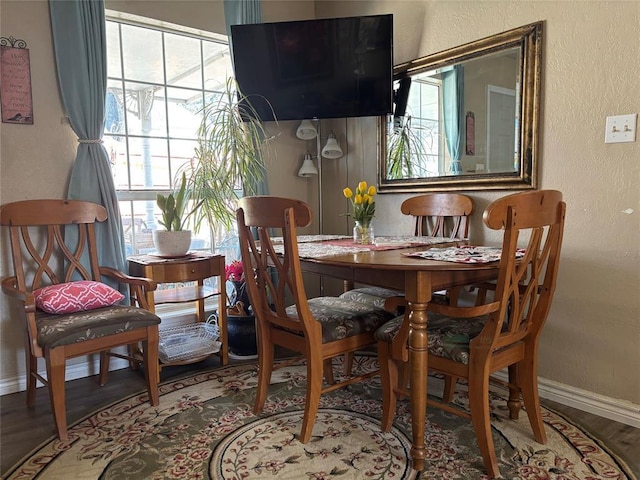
{"left": 128, "top": 252, "right": 228, "bottom": 369}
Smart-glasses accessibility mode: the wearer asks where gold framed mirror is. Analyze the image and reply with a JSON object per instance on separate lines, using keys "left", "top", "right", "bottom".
{"left": 378, "top": 21, "right": 542, "bottom": 192}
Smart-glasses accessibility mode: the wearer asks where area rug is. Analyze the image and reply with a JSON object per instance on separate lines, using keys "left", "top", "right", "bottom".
{"left": 4, "top": 355, "right": 636, "bottom": 480}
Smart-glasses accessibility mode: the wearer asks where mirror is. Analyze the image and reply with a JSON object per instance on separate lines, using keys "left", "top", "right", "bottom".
{"left": 378, "top": 22, "right": 542, "bottom": 192}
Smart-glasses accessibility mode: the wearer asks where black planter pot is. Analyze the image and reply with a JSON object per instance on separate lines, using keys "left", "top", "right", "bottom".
{"left": 227, "top": 314, "right": 257, "bottom": 356}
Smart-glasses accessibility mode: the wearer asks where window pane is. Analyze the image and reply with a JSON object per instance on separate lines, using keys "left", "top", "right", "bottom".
{"left": 121, "top": 24, "right": 163, "bottom": 84}
{"left": 105, "top": 133, "right": 129, "bottom": 189}
{"left": 165, "top": 33, "right": 202, "bottom": 89}
{"left": 166, "top": 87, "right": 203, "bottom": 139}
{"left": 124, "top": 82, "right": 168, "bottom": 137}
{"left": 203, "top": 42, "right": 233, "bottom": 91}
{"left": 127, "top": 137, "right": 170, "bottom": 190}
{"left": 106, "top": 22, "right": 121, "bottom": 78}
{"left": 170, "top": 139, "right": 199, "bottom": 175}
{"left": 105, "top": 82, "right": 125, "bottom": 135}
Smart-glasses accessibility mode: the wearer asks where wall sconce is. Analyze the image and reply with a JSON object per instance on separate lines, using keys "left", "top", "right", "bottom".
{"left": 295, "top": 119, "right": 345, "bottom": 234}
{"left": 321, "top": 131, "right": 343, "bottom": 159}
{"left": 297, "top": 152, "right": 318, "bottom": 177}
{"left": 296, "top": 119, "right": 318, "bottom": 140}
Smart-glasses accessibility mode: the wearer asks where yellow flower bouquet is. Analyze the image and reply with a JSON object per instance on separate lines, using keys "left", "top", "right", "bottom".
{"left": 343, "top": 181, "right": 376, "bottom": 244}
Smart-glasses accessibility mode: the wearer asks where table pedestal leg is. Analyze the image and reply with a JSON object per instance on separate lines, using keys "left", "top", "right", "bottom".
{"left": 406, "top": 271, "right": 432, "bottom": 472}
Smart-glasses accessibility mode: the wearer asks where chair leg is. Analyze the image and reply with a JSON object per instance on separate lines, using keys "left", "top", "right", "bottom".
{"left": 507, "top": 364, "right": 522, "bottom": 419}
{"left": 519, "top": 356, "right": 547, "bottom": 444}
{"left": 144, "top": 328, "right": 160, "bottom": 406}
{"left": 299, "top": 349, "right": 323, "bottom": 443}
{"left": 442, "top": 375, "right": 457, "bottom": 402}
{"left": 468, "top": 369, "right": 500, "bottom": 478}
{"left": 378, "top": 343, "right": 398, "bottom": 432}
{"left": 99, "top": 351, "right": 110, "bottom": 386}
{"left": 253, "top": 332, "right": 274, "bottom": 415}
{"left": 45, "top": 347, "right": 68, "bottom": 441}
{"left": 24, "top": 336, "right": 37, "bottom": 408}
{"left": 343, "top": 352, "right": 354, "bottom": 375}
{"left": 323, "top": 358, "right": 335, "bottom": 384}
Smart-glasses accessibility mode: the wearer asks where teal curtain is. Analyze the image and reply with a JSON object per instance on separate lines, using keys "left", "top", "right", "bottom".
{"left": 49, "top": 0, "right": 126, "bottom": 275}
{"left": 223, "top": 0, "right": 269, "bottom": 197}
{"left": 442, "top": 65, "right": 465, "bottom": 175}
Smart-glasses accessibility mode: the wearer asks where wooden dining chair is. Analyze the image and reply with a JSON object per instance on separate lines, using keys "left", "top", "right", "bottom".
{"left": 1, "top": 199, "right": 161, "bottom": 441}
{"left": 236, "top": 196, "right": 394, "bottom": 443}
{"left": 374, "top": 190, "right": 566, "bottom": 478}
{"left": 340, "top": 193, "right": 474, "bottom": 307}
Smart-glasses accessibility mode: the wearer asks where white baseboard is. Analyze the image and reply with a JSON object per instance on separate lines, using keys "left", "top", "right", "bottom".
{"left": 493, "top": 371, "right": 640, "bottom": 428}
{"left": 0, "top": 356, "right": 131, "bottom": 396}
{"left": 2, "top": 360, "right": 639, "bottom": 429}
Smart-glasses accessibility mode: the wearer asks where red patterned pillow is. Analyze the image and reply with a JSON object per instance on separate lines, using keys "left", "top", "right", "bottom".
{"left": 33, "top": 281, "right": 125, "bottom": 314}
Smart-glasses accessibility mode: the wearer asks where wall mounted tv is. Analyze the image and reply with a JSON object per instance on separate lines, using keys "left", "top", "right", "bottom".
{"left": 230, "top": 14, "right": 393, "bottom": 122}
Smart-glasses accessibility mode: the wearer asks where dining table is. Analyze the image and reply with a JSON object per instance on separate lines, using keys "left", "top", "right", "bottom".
{"left": 286, "top": 235, "right": 501, "bottom": 471}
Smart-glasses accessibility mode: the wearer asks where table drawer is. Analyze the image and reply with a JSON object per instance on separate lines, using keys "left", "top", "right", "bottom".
{"left": 161, "top": 259, "right": 218, "bottom": 282}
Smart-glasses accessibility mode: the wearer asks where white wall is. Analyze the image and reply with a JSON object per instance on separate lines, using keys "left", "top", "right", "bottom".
{"left": 1, "top": 1, "right": 638, "bottom": 425}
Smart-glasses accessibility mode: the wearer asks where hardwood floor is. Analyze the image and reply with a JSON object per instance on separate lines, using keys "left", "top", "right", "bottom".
{"left": 2, "top": 358, "right": 639, "bottom": 477}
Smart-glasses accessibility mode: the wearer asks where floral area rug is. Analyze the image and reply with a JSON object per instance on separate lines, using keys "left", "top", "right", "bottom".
{"left": 5, "top": 355, "right": 636, "bottom": 480}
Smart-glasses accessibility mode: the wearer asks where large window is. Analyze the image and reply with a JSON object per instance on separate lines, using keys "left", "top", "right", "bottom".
{"left": 105, "top": 14, "right": 238, "bottom": 261}
{"left": 405, "top": 77, "right": 444, "bottom": 177}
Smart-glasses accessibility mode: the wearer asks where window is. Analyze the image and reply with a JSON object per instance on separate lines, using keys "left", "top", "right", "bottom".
{"left": 405, "top": 76, "right": 444, "bottom": 177}
{"left": 104, "top": 14, "right": 239, "bottom": 262}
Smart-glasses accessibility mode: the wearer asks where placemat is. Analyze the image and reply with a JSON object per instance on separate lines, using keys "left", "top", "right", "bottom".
{"left": 403, "top": 246, "right": 525, "bottom": 264}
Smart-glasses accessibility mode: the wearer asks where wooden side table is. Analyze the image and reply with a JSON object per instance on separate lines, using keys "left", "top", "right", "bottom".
{"left": 128, "top": 252, "right": 228, "bottom": 368}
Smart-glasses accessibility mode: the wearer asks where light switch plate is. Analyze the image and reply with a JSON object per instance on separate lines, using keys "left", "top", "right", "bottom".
{"left": 605, "top": 114, "right": 637, "bottom": 143}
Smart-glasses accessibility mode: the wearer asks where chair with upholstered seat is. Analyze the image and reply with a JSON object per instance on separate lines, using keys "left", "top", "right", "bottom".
{"left": 236, "top": 196, "right": 394, "bottom": 443}
{"left": 340, "top": 193, "right": 474, "bottom": 307}
{"left": 1, "top": 199, "right": 161, "bottom": 441}
{"left": 374, "top": 190, "right": 566, "bottom": 478}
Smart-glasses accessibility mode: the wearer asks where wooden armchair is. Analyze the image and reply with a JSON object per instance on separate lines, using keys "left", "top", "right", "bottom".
{"left": 1, "top": 199, "right": 161, "bottom": 440}
{"left": 236, "top": 196, "right": 393, "bottom": 443}
{"left": 374, "top": 190, "right": 566, "bottom": 477}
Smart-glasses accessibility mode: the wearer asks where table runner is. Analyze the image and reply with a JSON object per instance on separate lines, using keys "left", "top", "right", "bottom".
{"left": 269, "top": 235, "right": 460, "bottom": 259}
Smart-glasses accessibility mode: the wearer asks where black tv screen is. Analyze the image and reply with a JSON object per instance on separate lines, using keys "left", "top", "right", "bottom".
{"left": 230, "top": 14, "right": 393, "bottom": 121}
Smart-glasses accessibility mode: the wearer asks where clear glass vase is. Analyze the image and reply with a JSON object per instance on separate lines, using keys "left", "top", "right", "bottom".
{"left": 353, "top": 220, "right": 374, "bottom": 245}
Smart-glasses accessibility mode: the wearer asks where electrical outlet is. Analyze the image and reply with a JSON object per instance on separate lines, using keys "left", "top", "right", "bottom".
{"left": 604, "top": 114, "right": 637, "bottom": 143}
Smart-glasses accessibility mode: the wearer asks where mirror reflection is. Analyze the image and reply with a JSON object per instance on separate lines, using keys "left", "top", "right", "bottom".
{"left": 379, "top": 22, "right": 542, "bottom": 192}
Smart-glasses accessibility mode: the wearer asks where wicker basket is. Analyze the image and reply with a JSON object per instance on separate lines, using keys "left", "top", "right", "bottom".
{"left": 158, "top": 322, "right": 220, "bottom": 363}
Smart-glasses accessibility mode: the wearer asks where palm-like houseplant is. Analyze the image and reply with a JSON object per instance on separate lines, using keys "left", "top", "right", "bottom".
{"left": 178, "top": 78, "right": 274, "bottom": 241}
{"left": 385, "top": 115, "right": 427, "bottom": 180}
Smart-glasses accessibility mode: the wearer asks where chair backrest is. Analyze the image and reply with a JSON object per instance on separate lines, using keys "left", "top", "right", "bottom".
{"left": 236, "top": 196, "right": 321, "bottom": 340}
{"left": 477, "top": 190, "right": 565, "bottom": 354}
{"left": 1, "top": 199, "right": 107, "bottom": 293}
{"left": 400, "top": 193, "right": 473, "bottom": 238}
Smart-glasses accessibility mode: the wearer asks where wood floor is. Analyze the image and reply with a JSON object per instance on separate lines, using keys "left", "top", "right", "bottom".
{"left": 2, "top": 357, "right": 639, "bottom": 477}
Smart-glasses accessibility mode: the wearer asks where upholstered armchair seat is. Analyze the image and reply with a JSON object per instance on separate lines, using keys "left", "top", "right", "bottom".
{"left": 375, "top": 313, "right": 487, "bottom": 365}
{"left": 286, "top": 297, "right": 394, "bottom": 343}
{"left": 36, "top": 306, "right": 161, "bottom": 349}
{"left": 338, "top": 287, "right": 403, "bottom": 310}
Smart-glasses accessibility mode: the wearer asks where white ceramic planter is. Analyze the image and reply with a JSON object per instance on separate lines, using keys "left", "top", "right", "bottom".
{"left": 152, "top": 230, "right": 192, "bottom": 257}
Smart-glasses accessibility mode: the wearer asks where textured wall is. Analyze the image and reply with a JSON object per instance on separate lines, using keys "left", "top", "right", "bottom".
{"left": 316, "top": 0, "right": 640, "bottom": 406}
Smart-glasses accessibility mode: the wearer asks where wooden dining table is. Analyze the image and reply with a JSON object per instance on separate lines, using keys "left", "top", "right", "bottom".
{"left": 295, "top": 240, "right": 500, "bottom": 471}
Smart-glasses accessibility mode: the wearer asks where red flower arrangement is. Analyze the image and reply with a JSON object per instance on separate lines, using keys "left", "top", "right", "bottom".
{"left": 225, "top": 260, "right": 244, "bottom": 282}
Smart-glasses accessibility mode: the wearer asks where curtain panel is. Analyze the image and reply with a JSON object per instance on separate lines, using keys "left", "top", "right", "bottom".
{"left": 49, "top": 0, "right": 127, "bottom": 276}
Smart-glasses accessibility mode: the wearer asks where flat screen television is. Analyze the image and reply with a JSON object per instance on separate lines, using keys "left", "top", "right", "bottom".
{"left": 230, "top": 14, "right": 393, "bottom": 122}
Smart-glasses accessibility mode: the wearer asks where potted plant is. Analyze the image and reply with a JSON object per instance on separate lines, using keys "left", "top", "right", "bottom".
{"left": 224, "top": 259, "right": 257, "bottom": 357}
{"left": 385, "top": 115, "right": 427, "bottom": 180}
{"left": 178, "top": 78, "right": 274, "bottom": 239}
{"left": 153, "top": 172, "right": 200, "bottom": 257}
